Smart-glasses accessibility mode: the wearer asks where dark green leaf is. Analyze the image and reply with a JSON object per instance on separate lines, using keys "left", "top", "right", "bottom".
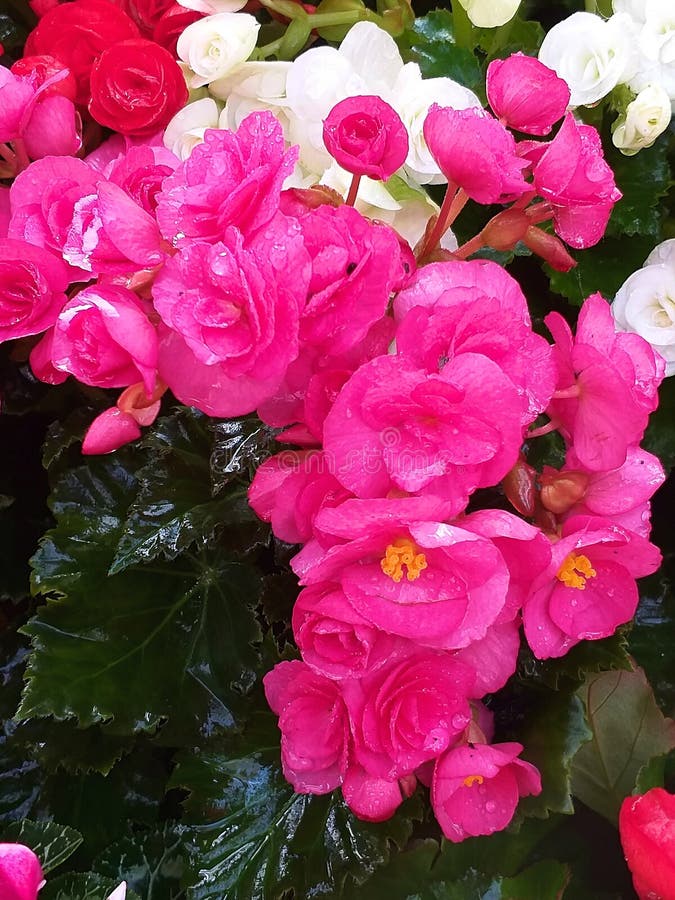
{"left": 546, "top": 235, "right": 657, "bottom": 306}
{"left": 630, "top": 556, "right": 675, "bottom": 714}
{"left": 174, "top": 712, "right": 420, "bottom": 899}
{"left": 644, "top": 378, "right": 675, "bottom": 474}
{"left": 498, "top": 688, "right": 592, "bottom": 818}
{"left": 404, "top": 10, "right": 484, "bottom": 94}
{"left": 0, "top": 819, "right": 83, "bottom": 874}
{"left": 94, "top": 824, "right": 186, "bottom": 900}
{"left": 606, "top": 139, "right": 670, "bottom": 240}
{"left": 22, "top": 454, "right": 262, "bottom": 733}
{"left": 502, "top": 860, "right": 570, "bottom": 899}
{"left": 517, "top": 631, "right": 631, "bottom": 691}
{"left": 571, "top": 666, "right": 675, "bottom": 822}
{"left": 110, "top": 409, "right": 260, "bottom": 575}
{"left": 40, "top": 871, "right": 140, "bottom": 900}
{"left": 209, "top": 416, "right": 277, "bottom": 493}
{"left": 476, "top": 17, "right": 545, "bottom": 59}
{"left": 634, "top": 752, "right": 669, "bottom": 793}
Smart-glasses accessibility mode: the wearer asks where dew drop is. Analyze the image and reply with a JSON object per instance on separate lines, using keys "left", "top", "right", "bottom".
{"left": 485, "top": 800, "right": 497, "bottom": 814}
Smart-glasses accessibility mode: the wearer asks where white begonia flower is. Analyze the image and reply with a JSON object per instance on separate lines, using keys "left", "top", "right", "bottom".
{"left": 211, "top": 61, "right": 293, "bottom": 133}
{"left": 177, "top": 13, "right": 260, "bottom": 89}
{"left": 337, "top": 21, "right": 404, "bottom": 95}
{"left": 629, "top": 1, "right": 675, "bottom": 108}
{"left": 612, "top": 82, "right": 672, "bottom": 154}
{"left": 392, "top": 62, "right": 480, "bottom": 185}
{"left": 612, "top": 0, "right": 647, "bottom": 22}
{"left": 107, "top": 883, "right": 127, "bottom": 900}
{"left": 457, "top": 0, "right": 521, "bottom": 28}
{"left": 539, "top": 11, "right": 638, "bottom": 106}
{"left": 646, "top": 238, "right": 675, "bottom": 268}
{"left": 612, "top": 263, "right": 675, "bottom": 375}
{"left": 178, "top": 0, "right": 246, "bottom": 12}
{"left": 163, "top": 97, "right": 220, "bottom": 159}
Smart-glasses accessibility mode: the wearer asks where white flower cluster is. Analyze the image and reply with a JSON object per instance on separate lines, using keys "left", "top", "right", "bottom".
{"left": 538, "top": 0, "right": 673, "bottom": 154}
{"left": 612, "top": 239, "right": 675, "bottom": 376}
{"left": 166, "top": 20, "right": 480, "bottom": 248}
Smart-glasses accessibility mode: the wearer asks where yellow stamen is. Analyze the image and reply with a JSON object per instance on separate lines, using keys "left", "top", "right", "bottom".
{"left": 380, "top": 538, "right": 428, "bottom": 583}
{"left": 463, "top": 775, "right": 484, "bottom": 788}
{"left": 556, "top": 553, "right": 597, "bottom": 590}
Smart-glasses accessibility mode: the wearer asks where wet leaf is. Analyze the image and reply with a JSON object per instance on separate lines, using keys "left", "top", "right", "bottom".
{"left": 174, "top": 712, "right": 421, "bottom": 899}
{"left": 0, "top": 819, "right": 83, "bottom": 874}
{"left": 571, "top": 666, "right": 675, "bottom": 822}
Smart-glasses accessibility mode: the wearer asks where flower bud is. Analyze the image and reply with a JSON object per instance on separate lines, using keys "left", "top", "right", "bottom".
{"left": 540, "top": 468, "right": 589, "bottom": 515}
{"left": 323, "top": 95, "right": 409, "bottom": 180}
{"left": 457, "top": 0, "right": 521, "bottom": 28}
{"left": 612, "top": 83, "right": 671, "bottom": 155}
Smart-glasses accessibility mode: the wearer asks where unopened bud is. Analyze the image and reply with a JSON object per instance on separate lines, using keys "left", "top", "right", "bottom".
{"left": 540, "top": 467, "right": 589, "bottom": 515}
{"left": 524, "top": 226, "right": 576, "bottom": 272}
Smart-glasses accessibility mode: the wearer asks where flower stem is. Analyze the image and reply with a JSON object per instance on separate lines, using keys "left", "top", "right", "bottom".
{"left": 454, "top": 233, "right": 486, "bottom": 260}
{"left": 417, "top": 183, "right": 468, "bottom": 260}
{"left": 527, "top": 419, "right": 560, "bottom": 439}
{"left": 345, "top": 173, "right": 362, "bottom": 206}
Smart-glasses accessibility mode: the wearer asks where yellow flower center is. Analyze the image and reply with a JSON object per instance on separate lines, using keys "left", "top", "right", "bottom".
{"left": 556, "top": 553, "right": 597, "bottom": 590}
{"left": 463, "top": 775, "right": 484, "bottom": 788}
{"left": 380, "top": 538, "right": 428, "bottom": 583}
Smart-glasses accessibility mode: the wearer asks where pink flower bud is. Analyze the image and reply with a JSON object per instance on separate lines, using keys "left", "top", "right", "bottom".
{"left": 82, "top": 407, "right": 142, "bottom": 455}
{"left": 487, "top": 53, "right": 570, "bottom": 136}
{"left": 0, "top": 843, "right": 44, "bottom": 900}
{"left": 323, "top": 95, "right": 409, "bottom": 181}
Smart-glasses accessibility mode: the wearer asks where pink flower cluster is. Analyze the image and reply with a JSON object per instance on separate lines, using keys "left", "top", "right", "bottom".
{"left": 0, "top": 51, "right": 665, "bottom": 841}
{"left": 252, "top": 236, "right": 663, "bottom": 834}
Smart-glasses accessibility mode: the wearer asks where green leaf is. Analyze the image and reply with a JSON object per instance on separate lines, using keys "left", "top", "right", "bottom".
{"left": 571, "top": 667, "right": 675, "bottom": 822}
{"left": 476, "top": 17, "right": 545, "bottom": 59}
{"left": 404, "top": 10, "right": 484, "bottom": 95}
{"left": 643, "top": 377, "right": 675, "bottom": 473}
{"left": 546, "top": 235, "right": 657, "bottom": 306}
{"left": 0, "top": 819, "right": 83, "bottom": 874}
{"left": 502, "top": 860, "right": 570, "bottom": 899}
{"left": 499, "top": 687, "right": 592, "bottom": 819}
{"left": 630, "top": 559, "right": 675, "bottom": 713}
{"left": 173, "top": 712, "right": 421, "bottom": 899}
{"left": 110, "top": 409, "right": 261, "bottom": 575}
{"left": 517, "top": 631, "right": 632, "bottom": 691}
{"left": 634, "top": 751, "right": 670, "bottom": 794}
{"left": 40, "top": 871, "right": 140, "bottom": 900}
{"left": 21, "top": 454, "right": 263, "bottom": 733}
{"left": 606, "top": 139, "right": 671, "bottom": 240}
{"left": 209, "top": 416, "right": 277, "bottom": 493}
{"left": 94, "top": 824, "right": 186, "bottom": 900}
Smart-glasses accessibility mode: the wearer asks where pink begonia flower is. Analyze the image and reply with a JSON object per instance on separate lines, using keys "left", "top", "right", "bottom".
{"left": 342, "top": 651, "right": 474, "bottom": 780}
{"left": 0, "top": 238, "right": 69, "bottom": 342}
{"left": 528, "top": 113, "right": 621, "bottom": 249}
{"left": 292, "top": 582, "right": 406, "bottom": 680}
{"left": 257, "top": 316, "right": 395, "bottom": 443}
{"left": 542, "top": 447, "right": 665, "bottom": 538}
{"left": 294, "top": 498, "right": 511, "bottom": 650}
{"left": 523, "top": 514, "right": 662, "bottom": 660}
{"left": 0, "top": 187, "right": 10, "bottom": 238}
{"left": 431, "top": 742, "right": 542, "bottom": 842}
{"left": 51, "top": 285, "right": 158, "bottom": 392}
{"left": 423, "top": 105, "right": 529, "bottom": 204}
{"left": 0, "top": 67, "right": 36, "bottom": 142}
{"left": 394, "top": 259, "right": 556, "bottom": 426}
{"left": 264, "top": 660, "right": 350, "bottom": 794}
{"left": 486, "top": 53, "right": 570, "bottom": 136}
{"left": 322, "top": 353, "right": 522, "bottom": 510}
{"left": 0, "top": 65, "right": 80, "bottom": 160}
{"left": 156, "top": 112, "right": 298, "bottom": 247}
{"left": 322, "top": 95, "right": 409, "bottom": 181}
{"left": 154, "top": 217, "right": 310, "bottom": 417}
{"left": 248, "top": 450, "right": 352, "bottom": 545}
{"left": 104, "top": 144, "right": 179, "bottom": 214}
{"left": 0, "top": 843, "right": 44, "bottom": 900}
{"left": 545, "top": 293, "right": 664, "bottom": 471}
{"left": 620, "top": 788, "right": 675, "bottom": 900}
{"left": 453, "top": 620, "right": 521, "bottom": 697}
{"left": 297, "top": 204, "right": 406, "bottom": 357}
{"left": 63, "top": 180, "right": 165, "bottom": 277}
{"left": 82, "top": 407, "right": 142, "bottom": 455}
{"left": 30, "top": 327, "right": 68, "bottom": 384}
{"left": 342, "top": 766, "right": 416, "bottom": 822}
{"left": 460, "top": 509, "right": 552, "bottom": 618}
{"left": 11, "top": 55, "right": 77, "bottom": 101}
{"left": 8, "top": 156, "right": 99, "bottom": 280}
